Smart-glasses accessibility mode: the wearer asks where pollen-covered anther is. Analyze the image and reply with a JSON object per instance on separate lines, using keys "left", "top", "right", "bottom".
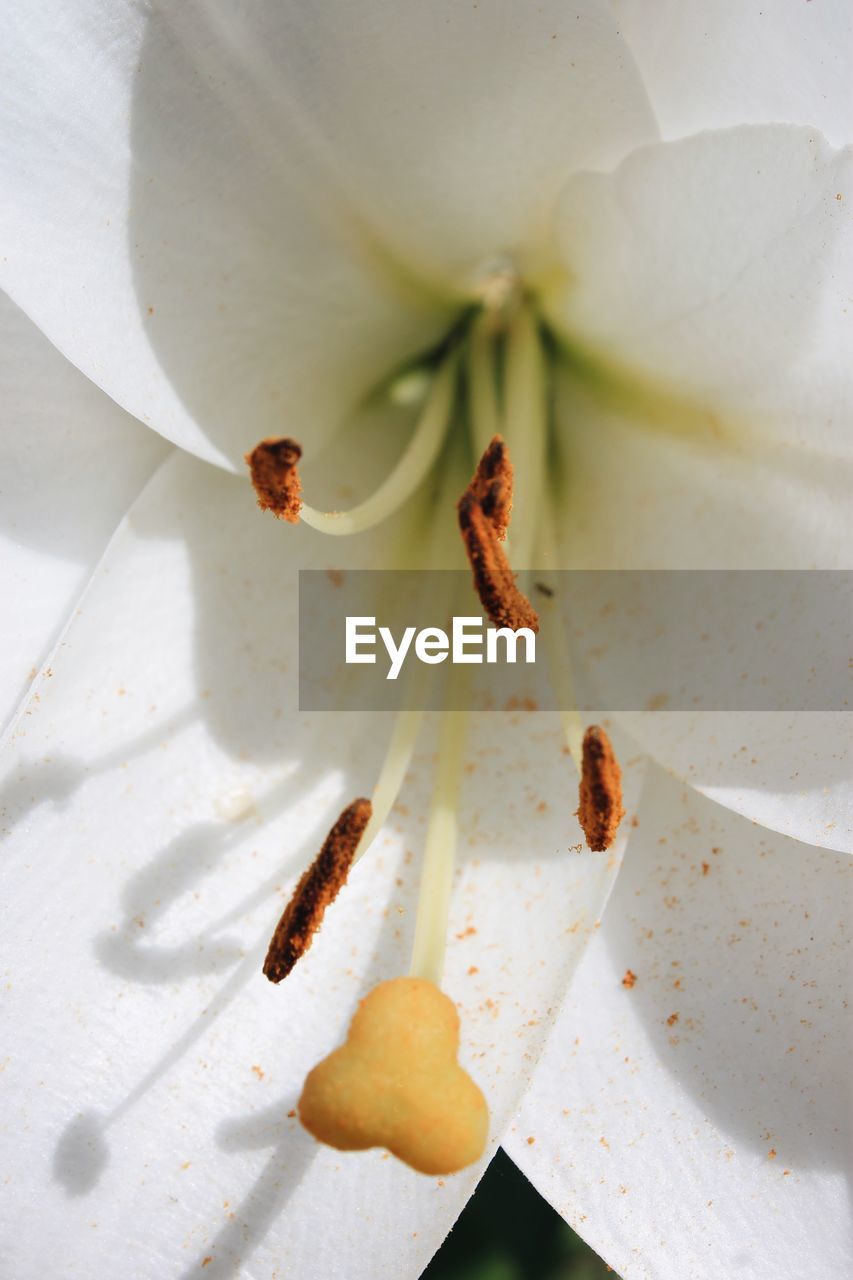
{"left": 263, "top": 797, "right": 372, "bottom": 982}
{"left": 458, "top": 436, "right": 539, "bottom": 633}
{"left": 299, "top": 977, "right": 489, "bottom": 1176}
{"left": 245, "top": 436, "right": 303, "bottom": 523}
{"left": 467, "top": 434, "right": 513, "bottom": 540}
{"left": 577, "top": 725, "right": 625, "bottom": 852}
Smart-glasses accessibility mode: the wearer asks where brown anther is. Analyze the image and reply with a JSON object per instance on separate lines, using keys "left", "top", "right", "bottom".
{"left": 466, "top": 435, "right": 514, "bottom": 540}
{"left": 458, "top": 436, "right": 539, "bottom": 633}
{"left": 245, "top": 437, "right": 303, "bottom": 523}
{"left": 577, "top": 725, "right": 624, "bottom": 852}
{"left": 264, "top": 797, "right": 372, "bottom": 982}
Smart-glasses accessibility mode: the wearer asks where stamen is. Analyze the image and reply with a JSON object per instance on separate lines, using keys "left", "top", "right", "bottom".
{"left": 264, "top": 797, "right": 372, "bottom": 982}
{"left": 577, "top": 725, "right": 625, "bottom": 852}
{"left": 245, "top": 437, "right": 303, "bottom": 523}
{"left": 458, "top": 438, "right": 539, "bottom": 633}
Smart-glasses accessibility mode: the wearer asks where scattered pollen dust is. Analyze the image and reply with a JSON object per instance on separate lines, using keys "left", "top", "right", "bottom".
{"left": 621, "top": 969, "right": 637, "bottom": 989}
{"left": 251, "top": 1064, "right": 264, "bottom": 1080}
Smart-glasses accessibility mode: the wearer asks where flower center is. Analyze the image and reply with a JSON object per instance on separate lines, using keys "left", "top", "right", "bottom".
{"left": 246, "top": 288, "right": 624, "bottom": 1175}
{"left": 468, "top": 254, "right": 521, "bottom": 317}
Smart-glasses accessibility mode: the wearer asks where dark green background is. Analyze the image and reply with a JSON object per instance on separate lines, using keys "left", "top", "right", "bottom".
{"left": 422, "top": 1150, "right": 613, "bottom": 1280}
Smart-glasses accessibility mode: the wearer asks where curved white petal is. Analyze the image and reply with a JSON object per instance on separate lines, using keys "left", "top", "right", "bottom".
{"left": 0, "top": 440, "right": 642, "bottom": 1278}
{"left": 550, "top": 429, "right": 853, "bottom": 848}
{"left": 548, "top": 133, "right": 853, "bottom": 841}
{"left": 0, "top": 289, "right": 168, "bottom": 734}
{"left": 555, "top": 386, "right": 853, "bottom": 573}
{"left": 548, "top": 126, "right": 853, "bottom": 453}
{"left": 611, "top": 0, "right": 853, "bottom": 147}
{"left": 611, "top": 713, "right": 852, "bottom": 854}
{"left": 507, "top": 766, "right": 852, "bottom": 1280}
{"left": 1, "top": 1, "right": 656, "bottom": 469}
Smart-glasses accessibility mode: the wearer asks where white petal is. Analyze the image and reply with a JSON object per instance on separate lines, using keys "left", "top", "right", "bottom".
{"left": 548, "top": 126, "right": 853, "bottom": 451}
{"left": 611, "top": 0, "right": 853, "bottom": 147}
{"left": 0, "top": 290, "right": 168, "bottom": 734}
{"left": 507, "top": 766, "right": 852, "bottom": 1280}
{"left": 554, "top": 386, "right": 853, "bottom": 572}
{"left": 612, "top": 713, "right": 853, "bottom": 854}
{"left": 1, "top": 1, "right": 655, "bottom": 470}
{"left": 551, "top": 469, "right": 853, "bottom": 849}
{"left": 548, "top": 129, "right": 853, "bottom": 840}
{"left": 0, "top": 3, "right": 449, "bottom": 470}
{"left": 202, "top": 0, "right": 657, "bottom": 279}
{"left": 0, "top": 443, "right": 642, "bottom": 1278}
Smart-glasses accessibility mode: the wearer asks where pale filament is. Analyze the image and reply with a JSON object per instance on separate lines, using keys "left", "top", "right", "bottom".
{"left": 465, "top": 296, "right": 584, "bottom": 768}
{"left": 465, "top": 310, "right": 502, "bottom": 460}
{"left": 299, "top": 353, "right": 458, "bottom": 537}
{"left": 501, "top": 301, "right": 547, "bottom": 569}
{"left": 352, "top": 445, "right": 468, "bottom": 866}
{"left": 408, "top": 702, "right": 468, "bottom": 985}
{"left": 352, "top": 708, "right": 422, "bottom": 866}
{"left": 289, "top": 302, "right": 566, "bottom": 987}
{"left": 535, "top": 501, "right": 585, "bottom": 769}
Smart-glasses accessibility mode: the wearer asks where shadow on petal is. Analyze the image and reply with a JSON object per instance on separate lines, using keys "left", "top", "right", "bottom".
{"left": 53, "top": 1110, "right": 111, "bottom": 1198}
{"left": 603, "top": 767, "right": 851, "bottom": 1172}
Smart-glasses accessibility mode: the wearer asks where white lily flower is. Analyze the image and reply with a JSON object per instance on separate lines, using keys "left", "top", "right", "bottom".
{"left": 0, "top": 3, "right": 851, "bottom": 1278}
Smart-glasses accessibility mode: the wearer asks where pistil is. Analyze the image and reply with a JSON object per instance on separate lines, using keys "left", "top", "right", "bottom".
{"left": 251, "top": 284, "right": 627, "bottom": 1177}
{"left": 408, "top": 706, "right": 468, "bottom": 986}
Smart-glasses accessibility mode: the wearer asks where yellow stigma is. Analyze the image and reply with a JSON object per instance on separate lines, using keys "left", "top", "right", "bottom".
{"left": 298, "top": 977, "right": 489, "bottom": 1176}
